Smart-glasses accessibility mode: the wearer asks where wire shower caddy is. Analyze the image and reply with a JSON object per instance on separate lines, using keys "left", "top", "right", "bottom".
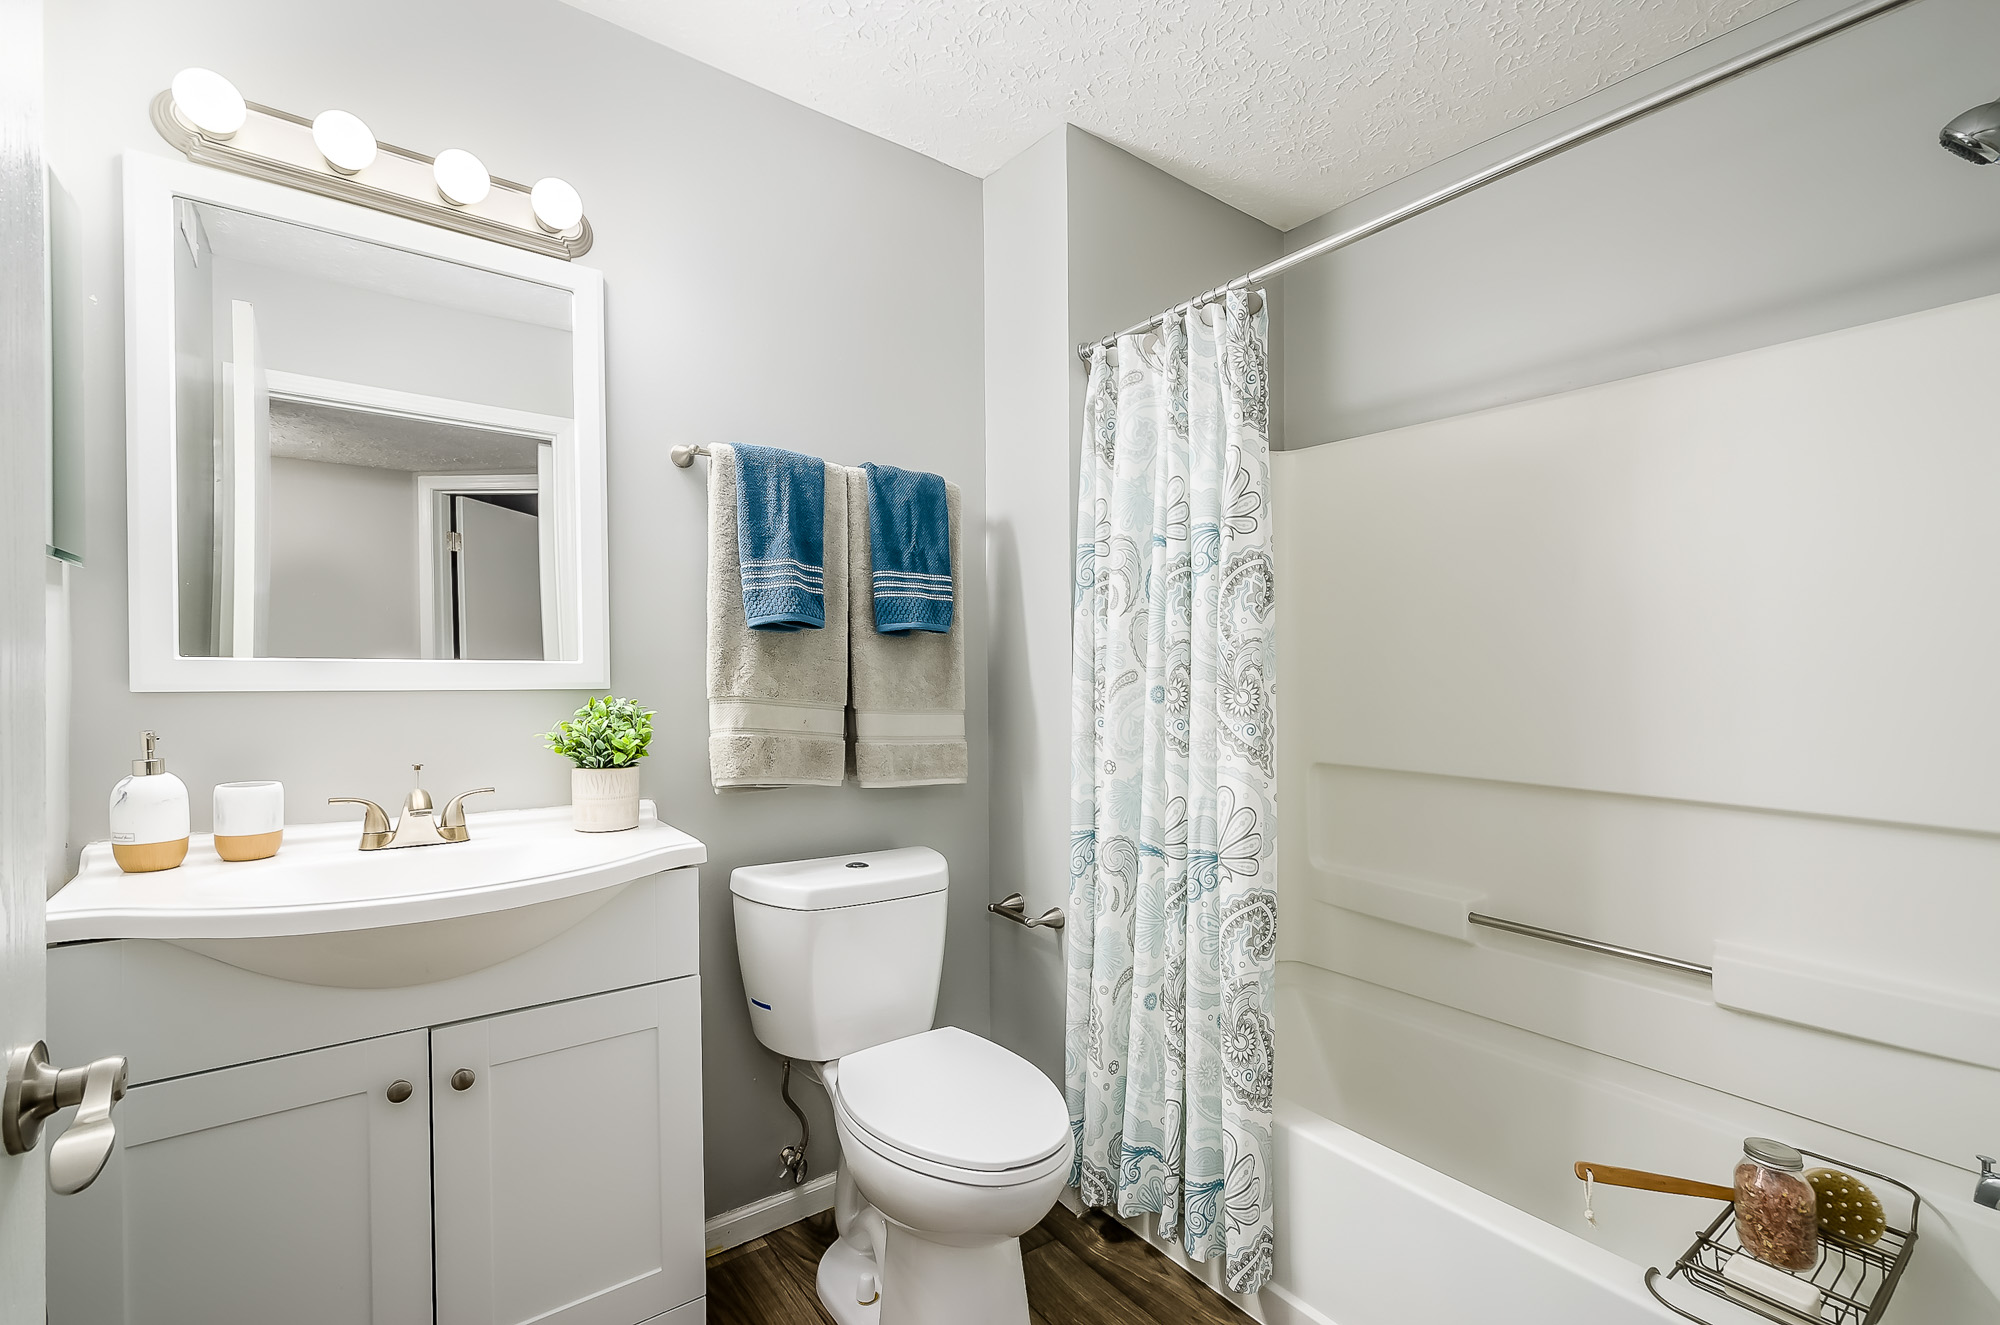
{"left": 1644, "top": 1150, "right": 1920, "bottom": 1325}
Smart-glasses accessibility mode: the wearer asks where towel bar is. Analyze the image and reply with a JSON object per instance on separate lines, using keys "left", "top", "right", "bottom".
{"left": 669, "top": 444, "right": 710, "bottom": 467}
{"left": 989, "top": 894, "right": 1065, "bottom": 931}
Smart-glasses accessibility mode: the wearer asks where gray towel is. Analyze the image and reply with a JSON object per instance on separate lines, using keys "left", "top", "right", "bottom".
{"left": 706, "top": 445, "right": 848, "bottom": 788}
{"left": 845, "top": 468, "right": 966, "bottom": 787}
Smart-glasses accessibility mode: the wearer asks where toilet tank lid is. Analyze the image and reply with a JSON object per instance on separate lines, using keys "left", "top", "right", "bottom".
{"left": 729, "top": 846, "right": 946, "bottom": 911}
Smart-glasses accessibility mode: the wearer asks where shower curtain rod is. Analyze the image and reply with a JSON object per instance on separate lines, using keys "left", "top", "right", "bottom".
{"left": 1076, "top": 0, "right": 1923, "bottom": 363}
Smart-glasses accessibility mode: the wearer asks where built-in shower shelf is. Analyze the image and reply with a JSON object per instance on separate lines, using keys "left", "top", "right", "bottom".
{"left": 1711, "top": 944, "right": 2000, "bottom": 1072}
{"left": 1313, "top": 865, "right": 1485, "bottom": 941}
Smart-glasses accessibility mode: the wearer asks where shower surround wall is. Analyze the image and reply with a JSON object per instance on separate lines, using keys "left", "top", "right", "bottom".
{"left": 1265, "top": 0, "right": 2000, "bottom": 1313}
{"left": 46, "top": 0, "right": 988, "bottom": 1220}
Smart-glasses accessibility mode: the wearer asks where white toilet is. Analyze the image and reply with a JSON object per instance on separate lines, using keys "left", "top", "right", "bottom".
{"left": 731, "top": 847, "right": 1073, "bottom": 1325}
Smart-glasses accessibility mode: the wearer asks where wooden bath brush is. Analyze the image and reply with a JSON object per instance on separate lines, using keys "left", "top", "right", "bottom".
{"left": 1572, "top": 1161, "right": 1735, "bottom": 1202}
{"left": 1572, "top": 1161, "right": 1888, "bottom": 1246}
{"left": 1572, "top": 1161, "right": 1734, "bottom": 1228}
{"left": 1807, "top": 1167, "right": 1887, "bottom": 1245}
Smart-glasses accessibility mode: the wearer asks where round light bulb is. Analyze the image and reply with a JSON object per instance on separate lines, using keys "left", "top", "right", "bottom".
{"left": 311, "top": 109, "right": 377, "bottom": 175}
{"left": 169, "top": 67, "right": 247, "bottom": 140}
{"left": 432, "top": 149, "right": 491, "bottom": 207}
{"left": 530, "top": 177, "right": 584, "bottom": 234}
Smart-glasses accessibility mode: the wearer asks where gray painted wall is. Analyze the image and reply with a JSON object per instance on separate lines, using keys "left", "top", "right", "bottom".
{"left": 1066, "top": 128, "right": 1284, "bottom": 451}
{"left": 208, "top": 256, "right": 574, "bottom": 418}
{"left": 264, "top": 457, "right": 418, "bottom": 660}
{"left": 171, "top": 216, "right": 215, "bottom": 657}
{"left": 984, "top": 126, "right": 1278, "bottom": 1084}
{"left": 983, "top": 128, "right": 1072, "bottom": 1086}
{"left": 48, "top": 0, "right": 987, "bottom": 1218}
{"left": 1281, "top": 0, "right": 2000, "bottom": 447}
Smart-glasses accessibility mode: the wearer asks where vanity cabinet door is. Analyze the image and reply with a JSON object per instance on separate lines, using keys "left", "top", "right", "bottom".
{"left": 432, "top": 979, "right": 704, "bottom": 1325}
{"left": 48, "top": 1030, "right": 432, "bottom": 1325}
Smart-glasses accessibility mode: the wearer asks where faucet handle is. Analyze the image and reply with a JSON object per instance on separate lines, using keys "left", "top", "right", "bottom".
{"left": 438, "top": 788, "right": 496, "bottom": 840}
{"left": 1981, "top": 1155, "right": 1996, "bottom": 1175}
{"left": 328, "top": 797, "right": 392, "bottom": 849}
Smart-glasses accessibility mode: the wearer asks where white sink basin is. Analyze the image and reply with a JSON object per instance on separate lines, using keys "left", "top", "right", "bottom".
{"left": 49, "top": 801, "right": 705, "bottom": 987}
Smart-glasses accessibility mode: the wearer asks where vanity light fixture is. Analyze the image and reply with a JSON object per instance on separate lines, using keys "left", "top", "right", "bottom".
{"left": 432, "top": 148, "right": 491, "bottom": 207}
{"left": 310, "top": 109, "right": 377, "bottom": 175}
{"left": 530, "top": 177, "right": 584, "bottom": 236}
{"left": 150, "top": 70, "right": 592, "bottom": 259}
{"left": 168, "top": 67, "right": 247, "bottom": 140}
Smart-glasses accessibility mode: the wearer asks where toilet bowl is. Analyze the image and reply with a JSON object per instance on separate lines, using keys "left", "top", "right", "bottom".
{"left": 730, "top": 849, "right": 1072, "bottom": 1325}
{"left": 824, "top": 1028, "right": 1072, "bottom": 1325}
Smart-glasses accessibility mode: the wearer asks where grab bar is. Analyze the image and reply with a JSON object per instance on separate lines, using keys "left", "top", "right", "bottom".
{"left": 1467, "top": 912, "right": 1713, "bottom": 979}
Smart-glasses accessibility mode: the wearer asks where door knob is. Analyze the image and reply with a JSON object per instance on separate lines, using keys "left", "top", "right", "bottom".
{"left": 4, "top": 1041, "right": 129, "bottom": 1194}
{"left": 386, "top": 1080, "right": 413, "bottom": 1104}
{"left": 450, "top": 1068, "right": 476, "bottom": 1091}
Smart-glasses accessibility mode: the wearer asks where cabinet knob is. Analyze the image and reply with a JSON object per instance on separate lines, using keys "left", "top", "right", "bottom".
{"left": 386, "top": 1079, "right": 413, "bottom": 1104}
{"left": 450, "top": 1068, "right": 477, "bottom": 1092}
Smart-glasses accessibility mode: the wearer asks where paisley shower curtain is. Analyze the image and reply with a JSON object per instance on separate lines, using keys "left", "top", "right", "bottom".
{"left": 1065, "top": 289, "right": 1277, "bottom": 1293}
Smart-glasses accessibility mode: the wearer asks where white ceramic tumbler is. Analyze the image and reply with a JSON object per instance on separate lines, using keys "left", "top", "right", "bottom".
{"left": 213, "top": 780, "right": 285, "bottom": 861}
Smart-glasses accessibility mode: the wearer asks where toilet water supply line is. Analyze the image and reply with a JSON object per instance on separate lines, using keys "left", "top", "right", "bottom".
{"left": 780, "top": 1058, "right": 886, "bottom": 1306}
{"left": 778, "top": 1058, "right": 811, "bottom": 1186}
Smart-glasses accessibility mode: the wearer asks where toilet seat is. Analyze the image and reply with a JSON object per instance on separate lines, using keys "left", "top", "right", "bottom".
{"left": 833, "top": 1027, "right": 1071, "bottom": 1186}
{"left": 836, "top": 1101, "right": 1075, "bottom": 1189}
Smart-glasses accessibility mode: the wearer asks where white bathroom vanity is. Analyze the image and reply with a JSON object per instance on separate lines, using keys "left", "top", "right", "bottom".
{"left": 42, "top": 803, "right": 707, "bottom": 1325}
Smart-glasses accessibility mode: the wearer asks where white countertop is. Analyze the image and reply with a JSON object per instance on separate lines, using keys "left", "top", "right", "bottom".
{"left": 50, "top": 801, "right": 706, "bottom": 945}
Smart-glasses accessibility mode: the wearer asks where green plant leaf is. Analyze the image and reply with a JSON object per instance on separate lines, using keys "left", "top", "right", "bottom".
{"left": 540, "top": 696, "right": 655, "bottom": 770}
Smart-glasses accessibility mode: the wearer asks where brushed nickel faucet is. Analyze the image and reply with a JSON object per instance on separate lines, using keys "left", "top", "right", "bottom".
{"left": 1977, "top": 1156, "right": 2000, "bottom": 1210}
{"left": 329, "top": 765, "right": 494, "bottom": 850}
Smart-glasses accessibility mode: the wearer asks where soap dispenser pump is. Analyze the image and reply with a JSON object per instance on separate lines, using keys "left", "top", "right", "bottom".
{"left": 109, "top": 730, "right": 190, "bottom": 873}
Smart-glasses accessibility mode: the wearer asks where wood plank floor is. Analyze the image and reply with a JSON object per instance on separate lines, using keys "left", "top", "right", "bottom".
{"left": 708, "top": 1205, "right": 1257, "bottom": 1325}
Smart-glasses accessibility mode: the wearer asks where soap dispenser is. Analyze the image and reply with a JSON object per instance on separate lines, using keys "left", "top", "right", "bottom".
{"left": 109, "top": 730, "right": 190, "bottom": 873}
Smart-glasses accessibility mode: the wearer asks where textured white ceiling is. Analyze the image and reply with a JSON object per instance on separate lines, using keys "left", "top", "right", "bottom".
{"left": 270, "top": 399, "right": 544, "bottom": 473}
{"left": 558, "top": 0, "right": 1789, "bottom": 228}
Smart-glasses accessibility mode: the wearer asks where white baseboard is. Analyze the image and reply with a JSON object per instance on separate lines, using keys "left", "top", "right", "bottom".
{"left": 704, "top": 1173, "right": 837, "bottom": 1255}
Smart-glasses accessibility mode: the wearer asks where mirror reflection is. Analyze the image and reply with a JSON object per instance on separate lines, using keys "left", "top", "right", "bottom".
{"left": 171, "top": 200, "right": 574, "bottom": 661}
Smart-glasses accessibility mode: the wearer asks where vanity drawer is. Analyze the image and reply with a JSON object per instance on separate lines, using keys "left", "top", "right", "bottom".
{"left": 50, "top": 866, "right": 699, "bottom": 1084}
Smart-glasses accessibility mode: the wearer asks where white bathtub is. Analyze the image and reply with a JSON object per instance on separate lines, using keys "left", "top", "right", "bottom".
{"left": 1253, "top": 962, "right": 2000, "bottom": 1325}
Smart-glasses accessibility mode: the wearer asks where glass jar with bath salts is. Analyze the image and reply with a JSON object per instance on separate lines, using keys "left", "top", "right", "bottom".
{"left": 1734, "top": 1137, "right": 1818, "bottom": 1272}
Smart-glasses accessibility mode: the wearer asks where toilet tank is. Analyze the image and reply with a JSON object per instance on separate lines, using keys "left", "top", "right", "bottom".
{"left": 730, "top": 846, "right": 947, "bottom": 1062}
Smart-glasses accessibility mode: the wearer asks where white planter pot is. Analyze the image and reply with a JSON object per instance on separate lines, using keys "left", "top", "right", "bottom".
{"left": 571, "top": 766, "right": 641, "bottom": 832}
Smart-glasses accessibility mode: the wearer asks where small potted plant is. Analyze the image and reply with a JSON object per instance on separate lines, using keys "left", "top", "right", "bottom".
{"left": 543, "top": 696, "right": 653, "bottom": 832}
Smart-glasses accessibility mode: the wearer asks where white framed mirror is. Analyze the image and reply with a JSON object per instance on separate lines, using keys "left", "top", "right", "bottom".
{"left": 123, "top": 151, "right": 608, "bottom": 691}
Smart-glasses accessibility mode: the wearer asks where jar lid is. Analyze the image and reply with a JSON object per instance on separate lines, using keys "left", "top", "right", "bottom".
{"left": 1743, "top": 1137, "right": 1804, "bottom": 1172}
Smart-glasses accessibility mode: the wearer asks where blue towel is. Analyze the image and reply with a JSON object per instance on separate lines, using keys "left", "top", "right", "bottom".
{"left": 862, "top": 462, "right": 953, "bottom": 634}
{"left": 734, "top": 444, "right": 826, "bottom": 631}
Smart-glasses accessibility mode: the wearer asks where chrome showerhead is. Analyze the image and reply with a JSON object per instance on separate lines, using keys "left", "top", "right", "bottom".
{"left": 1940, "top": 99, "right": 2000, "bottom": 165}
